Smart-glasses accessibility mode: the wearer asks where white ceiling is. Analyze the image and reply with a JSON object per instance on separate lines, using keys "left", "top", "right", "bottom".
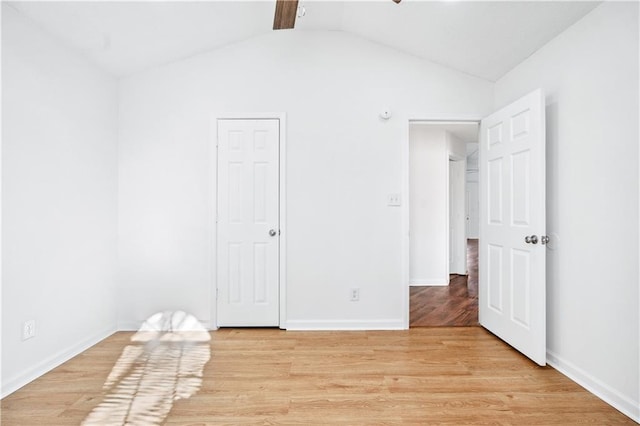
{"left": 6, "top": 1, "right": 600, "bottom": 80}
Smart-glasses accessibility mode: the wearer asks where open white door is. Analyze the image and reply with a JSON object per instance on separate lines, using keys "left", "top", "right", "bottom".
{"left": 479, "top": 89, "right": 546, "bottom": 365}
{"left": 217, "top": 119, "right": 280, "bottom": 327}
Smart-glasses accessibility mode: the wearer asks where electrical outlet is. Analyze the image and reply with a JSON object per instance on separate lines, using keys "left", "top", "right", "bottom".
{"left": 387, "top": 193, "right": 401, "bottom": 206}
{"left": 22, "top": 320, "right": 35, "bottom": 341}
{"left": 350, "top": 288, "right": 360, "bottom": 302}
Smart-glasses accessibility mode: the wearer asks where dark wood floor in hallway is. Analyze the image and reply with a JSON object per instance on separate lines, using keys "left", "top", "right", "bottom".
{"left": 410, "top": 239, "right": 478, "bottom": 327}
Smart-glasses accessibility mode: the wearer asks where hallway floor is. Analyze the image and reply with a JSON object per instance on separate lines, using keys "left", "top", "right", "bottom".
{"left": 410, "top": 239, "right": 478, "bottom": 326}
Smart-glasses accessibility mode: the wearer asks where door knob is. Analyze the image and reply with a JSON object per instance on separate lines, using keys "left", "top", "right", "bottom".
{"left": 269, "top": 229, "right": 277, "bottom": 237}
{"left": 525, "top": 235, "right": 538, "bottom": 244}
{"left": 541, "top": 235, "right": 550, "bottom": 245}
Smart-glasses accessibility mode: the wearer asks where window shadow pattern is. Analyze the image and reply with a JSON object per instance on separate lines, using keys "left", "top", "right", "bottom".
{"left": 82, "top": 311, "right": 211, "bottom": 426}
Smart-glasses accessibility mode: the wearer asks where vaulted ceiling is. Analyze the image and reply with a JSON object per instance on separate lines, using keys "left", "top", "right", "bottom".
{"left": 6, "top": 1, "right": 599, "bottom": 81}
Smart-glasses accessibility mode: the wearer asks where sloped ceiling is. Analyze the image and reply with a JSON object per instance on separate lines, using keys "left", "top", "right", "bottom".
{"left": 6, "top": 1, "right": 599, "bottom": 80}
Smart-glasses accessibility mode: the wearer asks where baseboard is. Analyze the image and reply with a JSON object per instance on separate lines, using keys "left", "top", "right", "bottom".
{"left": 117, "top": 319, "right": 147, "bottom": 331}
{"left": 117, "top": 318, "right": 212, "bottom": 331}
{"left": 410, "top": 279, "right": 448, "bottom": 286}
{"left": 1, "top": 325, "right": 116, "bottom": 398}
{"left": 547, "top": 350, "right": 640, "bottom": 423}
{"left": 284, "top": 319, "right": 406, "bottom": 331}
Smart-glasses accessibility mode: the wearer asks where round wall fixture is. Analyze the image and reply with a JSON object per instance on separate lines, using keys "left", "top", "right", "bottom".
{"left": 379, "top": 108, "right": 392, "bottom": 120}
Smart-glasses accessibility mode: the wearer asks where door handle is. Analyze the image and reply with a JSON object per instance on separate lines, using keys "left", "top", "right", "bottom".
{"left": 269, "top": 229, "right": 277, "bottom": 237}
{"left": 525, "top": 235, "right": 538, "bottom": 244}
{"left": 541, "top": 235, "right": 550, "bottom": 245}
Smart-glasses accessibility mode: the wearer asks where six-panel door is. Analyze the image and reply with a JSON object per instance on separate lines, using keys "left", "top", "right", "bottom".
{"left": 479, "top": 90, "right": 546, "bottom": 366}
{"left": 217, "top": 119, "right": 280, "bottom": 327}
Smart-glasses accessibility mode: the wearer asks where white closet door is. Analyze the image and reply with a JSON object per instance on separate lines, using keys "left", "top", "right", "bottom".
{"left": 217, "top": 119, "right": 280, "bottom": 327}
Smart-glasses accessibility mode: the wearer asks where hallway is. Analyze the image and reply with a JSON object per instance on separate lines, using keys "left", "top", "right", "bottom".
{"left": 410, "top": 239, "right": 478, "bottom": 326}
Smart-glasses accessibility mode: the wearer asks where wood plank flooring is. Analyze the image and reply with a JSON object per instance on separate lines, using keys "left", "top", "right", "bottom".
{"left": 410, "top": 239, "right": 479, "bottom": 327}
{"left": 1, "top": 327, "right": 634, "bottom": 425}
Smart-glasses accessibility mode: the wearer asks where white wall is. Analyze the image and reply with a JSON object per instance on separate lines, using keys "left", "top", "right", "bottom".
{"left": 495, "top": 2, "right": 639, "bottom": 421}
{"left": 446, "top": 131, "right": 466, "bottom": 159}
{"left": 1, "top": 5, "right": 118, "bottom": 396}
{"left": 410, "top": 127, "right": 469, "bottom": 285}
{"left": 409, "top": 127, "right": 448, "bottom": 285}
{"left": 118, "top": 30, "right": 494, "bottom": 329}
{"left": 447, "top": 132, "right": 467, "bottom": 275}
{"left": 0, "top": 1, "right": 4, "bottom": 397}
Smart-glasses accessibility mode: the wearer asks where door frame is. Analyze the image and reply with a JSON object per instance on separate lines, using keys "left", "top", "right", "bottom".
{"left": 210, "top": 112, "right": 287, "bottom": 330}
{"left": 402, "top": 115, "right": 483, "bottom": 328}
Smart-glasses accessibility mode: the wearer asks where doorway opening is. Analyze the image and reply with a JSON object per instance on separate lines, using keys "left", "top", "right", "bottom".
{"left": 407, "top": 121, "right": 480, "bottom": 327}
{"left": 404, "top": 90, "right": 546, "bottom": 363}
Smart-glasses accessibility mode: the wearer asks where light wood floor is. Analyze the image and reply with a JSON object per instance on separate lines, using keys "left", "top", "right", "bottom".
{"left": 411, "top": 239, "right": 479, "bottom": 326}
{"left": 1, "top": 328, "right": 633, "bottom": 425}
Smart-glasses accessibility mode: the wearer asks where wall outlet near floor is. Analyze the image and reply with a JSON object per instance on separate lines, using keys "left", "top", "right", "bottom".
{"left": 350, "top": 288, "right": 360, "bottom": 302}
{"left": 387, "top": 193, "right": 401, "bottom": 206}
{"left": 22, "top": 320, "right": 35, "bottom": 340}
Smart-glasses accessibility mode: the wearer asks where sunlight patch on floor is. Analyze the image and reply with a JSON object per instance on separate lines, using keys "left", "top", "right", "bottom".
{"left": 82, "top": 311, "right": 211, "bottom": 426}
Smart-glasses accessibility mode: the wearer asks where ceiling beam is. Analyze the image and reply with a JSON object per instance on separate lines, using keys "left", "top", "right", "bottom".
{"left": 273, "top": 0, "right": 299, "bottom": 30}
